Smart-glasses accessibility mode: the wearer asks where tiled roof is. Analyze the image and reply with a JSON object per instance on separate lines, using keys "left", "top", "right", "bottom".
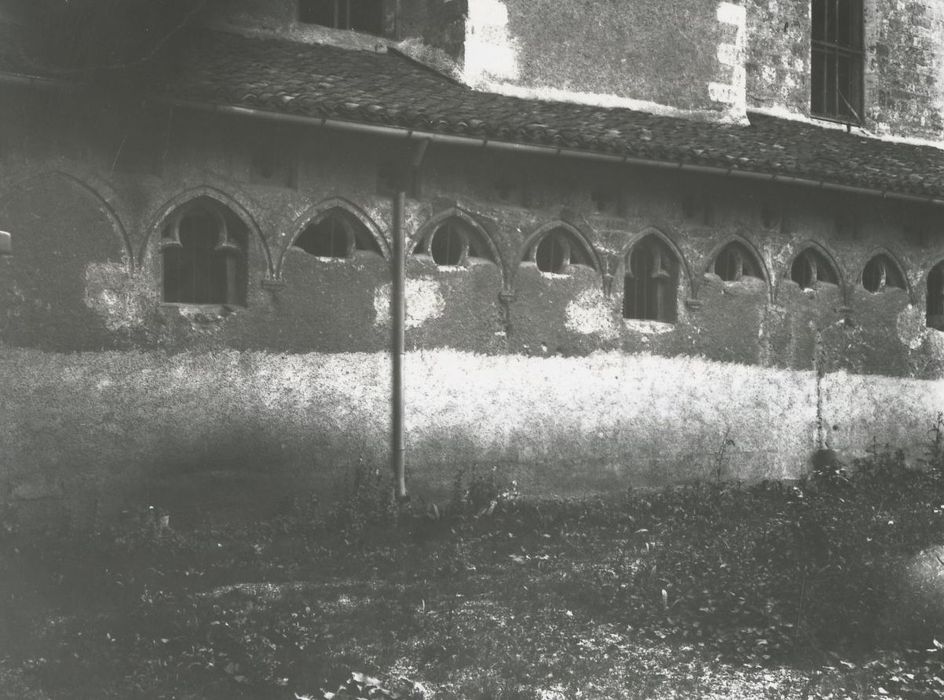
{"left": 5, "top": 27, "right": 944, "bottom": 199}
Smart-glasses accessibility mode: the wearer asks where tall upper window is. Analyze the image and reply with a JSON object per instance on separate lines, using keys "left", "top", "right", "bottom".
{"left": 811, "top": 0, "right": 864, "bottom": 122}
{"left": 623, "top": 236, "right": 679, "bottom": 323}
{"left": 162, "top": 201, "right": 248, "bottom": 306}
{"left": 299, "top": 0, "right": 385, "bottom": 35}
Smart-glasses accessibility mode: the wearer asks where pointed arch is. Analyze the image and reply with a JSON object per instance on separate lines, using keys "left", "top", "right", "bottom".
{"left": 860, "top": 247, "right": 910, "bottom": 299}
{"left": 619, "top": 228, "right": 690, "bottom": 323}
{"left": 142, "top": 186, "right": 272, "bottom": 276}
{"left": 520, "top": 220, "right": 603, "bottom": 279}
{"left": 782, "top": 241, "right": 843, "bottom": 294}
{"left": 413, "top": 207, "right": 506, "bottom": 285}
{"left": 618, "top": 227, "right": 694, "bottom": 299}
{"left": 279, "top": 197, "right": 389, "bottom": 275}
{"left": 3, "top": 168, "right": 133, "bottom": 265}
{"left": 705, "top": 234, "right": 771, "bottom": 301}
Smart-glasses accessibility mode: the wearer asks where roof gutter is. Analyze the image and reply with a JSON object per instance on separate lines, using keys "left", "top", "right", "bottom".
{"left": 154, "top": 97, "right": 944, "bottom": 208}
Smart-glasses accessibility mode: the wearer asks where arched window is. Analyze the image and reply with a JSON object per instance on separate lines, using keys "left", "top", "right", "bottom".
{"left": 161, "top": 201, "right": 248, "bottom": 306}
{"left": 415, "top": 217, "right": 496, "bottom": 267}
{"left": 712, "top": 241, "right": 763, "bottom": 282}
{"left": 293, "top": 209, "right": 381, "bottom": 258}
{"left": 623, "top": 236, "right": 679, "bottom": 323}
{"left": 529, "top": 227, "right": 594, "bottom": 274}
{"left": 928, "top": 262, "right": 944, "bottom": 331}
{"left": 861, "top": 254, "right": 905, "bottom": 293}
{"left": 790, "top": 247, "right": 839, "bottom": 289}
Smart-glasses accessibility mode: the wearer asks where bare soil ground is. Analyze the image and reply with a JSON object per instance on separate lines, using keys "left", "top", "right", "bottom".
{"left": 2, "top": 464, "right": 944, "bottom": 699}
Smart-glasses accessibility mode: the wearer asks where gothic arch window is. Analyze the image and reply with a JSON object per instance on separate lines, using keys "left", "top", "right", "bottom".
{"left": 790, "top": 247, "right": 839, "bottom": 289}
{"left": 529, "top": 227, "right": 594, "bottom": 274}
{"left": 293, "top": 209, "right": 381, "bottom": 258}
{"left": 928, "top": 262, "right": 944, "bottom": 331}
{"left": 414, "top": 216, "right": 496, "bottom": 267}
{"left": 623, "top": 235, "right": 679, "bottom": 323}
{"left": 161, "top": 200, "right": 248, "bottom": 306}
{"left": 711, "top": 241, "right": 763, "bottom": 282}
{"left": 861, "top": 254, "right": 905, "bottom": 293}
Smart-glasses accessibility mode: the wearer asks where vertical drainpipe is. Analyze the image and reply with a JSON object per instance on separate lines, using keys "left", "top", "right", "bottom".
{"left": 392, "top": 187, "right": 407, "bottom": 500}
{"left": 391, "top": 140, "right": 429, "bottom": 501}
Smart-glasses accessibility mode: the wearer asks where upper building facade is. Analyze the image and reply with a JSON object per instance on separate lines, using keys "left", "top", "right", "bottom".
{"left": 202, "top": 0, "right": 944, "bottom": 139}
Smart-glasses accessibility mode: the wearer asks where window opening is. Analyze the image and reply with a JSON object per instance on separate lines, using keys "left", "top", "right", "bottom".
{"left": 928, "top": 263, "right": 944, "bottom": 331}
{"left": 862, "top": 254, "right": 905, "bottom": 293}
{"left": 532, "top": 228, "right": 593, "bottom": 274}
{"left": 294, "top": 210, "right": 380, "bottom": 258}
{"left": 299, "top": 0, "right": 384, "bottom": 35}
{"left": 162, "top": 204, "right": 247, "bottom": 306}
{"left": 811, "top": 0, "right": 863, "bottom": 121}
{"left": 417, "top": 217, "right": 496, "bottom": 267}
{"left": 430, "top": 220, "right": 465, "bottom": 266}
{"left": 791, "top": 248, "right": 839, "bottom": 289}
{"left": 535, "top": 233, "right": 568, "bottom": 273}
{"left": 623, "top": 237, "right": 678, "bottom": 323}
{"left": 713, "top": 242, "right": 762, "bottom": 282}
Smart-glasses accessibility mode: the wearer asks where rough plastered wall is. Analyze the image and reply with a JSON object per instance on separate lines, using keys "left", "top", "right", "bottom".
{"left": 2, "top": 347, "right": 944, "bottom": 528}
{"left": 463, "top": 0, "right": 746, "bottom": 118}
{"left": 746, "top": 0, "right": 944, "bottom": 140}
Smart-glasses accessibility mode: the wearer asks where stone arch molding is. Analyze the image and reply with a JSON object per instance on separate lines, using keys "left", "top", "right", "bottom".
{"left": 617, "top": 227, "right": 695, "bottom": 300}
{"left": 414, "top": 207, "right": 507, "bottom": 288}
{"left": 1, "top": 167, "right": 133, "bottom": 265}
{"left": 520, "top": 220, "right": 604, "bottom": 275}
{"left": 277, "top": 197, "right": 390, "bottom": 276}
{"left": 776, "top": 240, "right": 845, "bottom": 302}
{"left": 705, "top": 233, "right": 772, "bottom": 302}
{"left": 142, "top": 186, "right": 273, "bottom": 276}
{"left": 860, "top": 246, "right": 913, "bottom": 302}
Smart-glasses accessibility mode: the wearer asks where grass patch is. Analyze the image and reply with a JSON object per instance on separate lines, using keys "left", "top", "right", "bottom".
{"left": 3, "top": 462, "right": 944, "bottom": 698}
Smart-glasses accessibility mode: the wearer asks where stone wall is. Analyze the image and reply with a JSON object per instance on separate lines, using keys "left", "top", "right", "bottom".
{"left": 747, "top": 0, "right": 944, "bottom": 140}
{"left": 4, "top": 92, "right": 944, "bottom": 524}
{"left": 2, "top": 347, "right": 944, "bottom": 529}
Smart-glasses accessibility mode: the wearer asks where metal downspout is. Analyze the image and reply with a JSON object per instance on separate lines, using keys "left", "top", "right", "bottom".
{"left": 392, "top": 187, "right": 407, "bottom": 500}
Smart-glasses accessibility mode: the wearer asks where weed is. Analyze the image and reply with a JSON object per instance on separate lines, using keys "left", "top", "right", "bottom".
{"left": 330, "top": 463, "right": 397, "bottom": 538}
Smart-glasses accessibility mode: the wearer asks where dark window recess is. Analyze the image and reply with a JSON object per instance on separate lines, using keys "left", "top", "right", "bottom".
{"left": 928, "top": 263, "right": 944, "bottom": 330}
{"left": 162, "top": 205, "right": 247, "bottom": 306}
{"left": 790, "top": 248, "right": 839, "bottom": 289}
{"left": 811, "top": 0, "right": 863, "bottom": 121}
{"left": 417, "top": 218, "right": 496, "bottom": 267}
{"left": 862, "top": 254, "right": 905, "bottom": 293}
{"left": 535, "top": 234, "right": 568, "bottom": 273}
{"left": 623, "top": 237, "right": 678, "bottom": 323}
{"left": 294, "top": 210, "right": 380, "bottom": 258}
{"left": 430, "top": 221, "right": 465, "bottom": 266}
{"left": 713, "top": 242, "right": 762, "bottom": 282}
{"left": 299, "top": 0, "right": 384, "bottom": 35}
{"left": 533, "top": 228, "right": 593, "bottom": 274}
